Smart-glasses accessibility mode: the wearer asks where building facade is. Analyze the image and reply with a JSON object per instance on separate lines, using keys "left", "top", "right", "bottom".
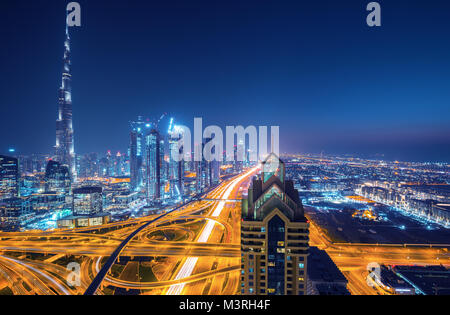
{"left": 146, "top": 129, "right": 162, "bottom": 202}
{"left": 241, "top": 154, "right": 309, "bottom": 295}
{"left": 72, "top": 186, "right": 103, "bottom": 216}
{"left": 0, "top": 198, "right": 32, "bottom": 231}
{"left": 168, "top": 130, "right": 184, "bottom": 200}
{"left": 129, "top": 117, "right": 146, "bottom": 190}
{"left": 45, "top": 160, "right": 71, "bottom": 194}
{"left": 0, "top": 155, "right": 19, "bottom": 200}
{"left": 55, "top": 23, "right": 76, "bottom": 178}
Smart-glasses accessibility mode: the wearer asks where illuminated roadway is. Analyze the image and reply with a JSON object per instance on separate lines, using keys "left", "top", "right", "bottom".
{"left": 308, "top": 220, "right": 450, "bottom": 295}
{"left": 0, "top": 166, "right": 448, "bottom": 295}
{"left": 0, "top": 168, "right": 257, "bottom": 295}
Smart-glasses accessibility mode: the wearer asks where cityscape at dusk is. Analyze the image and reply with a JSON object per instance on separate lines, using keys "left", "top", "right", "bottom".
{"left": 0, "top": 0, "right": 449, "bottom": 301}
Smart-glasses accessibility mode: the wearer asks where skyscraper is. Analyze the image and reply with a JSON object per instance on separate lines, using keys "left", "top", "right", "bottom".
{"left": 168, "top": 123, "right": 184, "bottom": 200}
{"left": 146, "top": 129, "right": 161, "bottom": 202}
{"left": 241, "top": 153, "right": 310, "bottom": 295}
{"left": 0, "top": 155, "right": 19, "bottom": 200}
{"left": 129, "top": 117, "right": 146, "bottom": 190}
{"left": 55, "top": 20, "right": 76, "bottom": 179}
{"left": 72, "top": 186, "right": 103, "bottom": 217}
{"left": 44, "top": 160, "right": 71, "bottom": 194}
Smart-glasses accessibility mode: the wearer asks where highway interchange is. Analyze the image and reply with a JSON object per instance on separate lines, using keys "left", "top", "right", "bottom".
{"left": 0, "top": 167, "right": 448, "bottom": 295}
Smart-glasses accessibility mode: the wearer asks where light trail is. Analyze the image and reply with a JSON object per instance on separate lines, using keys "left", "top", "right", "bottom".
{"left": 166, "top": 167, "right": 257, "bottom": 295}
{"left": 197, "top": 220, "right": 216, "bottom": 243}
{"left": 165, "top": 257, "right": 199, "bottom": 295}
{"left": 211, "top": 169, "right": 256, "bottom": 218}
{"left": 0, "top": 255, "right": 71, "bottom": 295}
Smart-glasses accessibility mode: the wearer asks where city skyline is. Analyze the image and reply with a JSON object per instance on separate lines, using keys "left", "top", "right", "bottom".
{"left": 1, "top": 0, "right": 450, "bottom": 162}
{"left": 0, "top": 1, "right": 449, "bottom": 298}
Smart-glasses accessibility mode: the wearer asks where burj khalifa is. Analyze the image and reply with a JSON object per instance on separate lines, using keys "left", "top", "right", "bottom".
{"left": 55, "top": 20, "right": 76, "bottom": 179}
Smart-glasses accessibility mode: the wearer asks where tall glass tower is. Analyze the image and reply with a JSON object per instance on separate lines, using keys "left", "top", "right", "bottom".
{"left": 241, "top": 153, "right": 310, "bottom": 295}
{"left": 146, "top": 129, "right": 161, "bottom": 203}
{"left": 55, "top": 20, "right": 76, "bottom": 179}
{"left": 129, "top": 117, "right": 146, "bottom": 190}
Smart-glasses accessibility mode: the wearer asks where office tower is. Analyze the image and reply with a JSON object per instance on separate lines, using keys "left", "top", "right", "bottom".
{"left": 0, "top": 197, "right": 32, "bottom": 231}
{"left": 194, "top": 143, "right": 203, "bottom": 194}
{"left": 0, "top": 155, "right": 20, "bottom": 199}
{"left": 211, "top": 160, "right": 220, "bottom": 185}
{"left": 159, "top": 137, "right": 166, "bottom": 199}
{"left": 235, "top": 139, "right": 244, "bottom": 173}
{"left": 168, "top": 125, "right": 184, "bottom": 200}
{"left": 114, "top": 152, "right": 126, "bottom": 177}
{"left": 146, "top": 129, "right": 161, "bottom": 202}
{"left": 72, "top": 186, "right": 103, "bottom": 216}
{"left": 194, "top": 138, "right": 217, "bottom": 194}
{"left": 105, "top": 151, "right": 114, "bottom": 177}
{"left": 98, "top": 156, "right": 109, "bottom": 177}
{"left": 44, "top": 160, "right": 71, "bottom": 194}
{"left": 79, "top": 153, "right": 99, "bottom": 178}
{"left": 55, "top": 21, "right": 76, "bottom": 179}
{"left": 205, "top": 135, "right": 220, "bottom": 186}
{"left": 129, "top": 117, "right": 146, "bottom": 190}
{"left": 241, "top": 153, "right": 309, "bottom": 295}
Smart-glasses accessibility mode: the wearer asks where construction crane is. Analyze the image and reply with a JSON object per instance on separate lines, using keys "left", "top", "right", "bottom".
{"left": 168, "top": 117, "right": 174, "bottom": 134}
{"left": 153, "top": 113, "right": 167, "bottom": 131}
{"left": 145, "top": 113, "right": 167, "bottom": 132}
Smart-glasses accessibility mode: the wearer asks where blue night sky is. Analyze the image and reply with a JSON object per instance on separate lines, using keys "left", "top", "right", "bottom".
{"left": 0, "top": 0, "right": 449, "bottom": 162}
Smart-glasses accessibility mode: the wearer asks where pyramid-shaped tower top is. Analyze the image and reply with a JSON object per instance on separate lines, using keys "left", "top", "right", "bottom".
{"left": 261, "top": 153, "right": 285, "bottom": 184}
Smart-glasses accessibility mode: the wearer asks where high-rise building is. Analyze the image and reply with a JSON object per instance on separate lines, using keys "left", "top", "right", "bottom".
{"left": 241, "top": 153, "right": 309, "bottom": 295}
{"left": 168, "top": 125, "right": 184, "bottom": 200}
{"left": 211, "top": 160, "right": 220, "bottom": 186}
{"left": 72, "top": 186, "right": 103, "bottom": 216}
{"left": 0, "top": 197, "right": 32, "bottom": 231}
{"left": 45, "top": 160, "right": 71, "bottom": 194}
{"left": 78, "top": 153, "right": 99, "bottom": 178}
{"left": 194, "top": 138, "right": 218, "bottom": 194}
{"left": 0, "top": 155, "right": 20, "bottom": 200}
{"left": 55, "top": 22, "right": 76, "bottom": 178}
{"left": 146, "top": 129, "right": 162, "bottom": 202}
{"left": 129, "top": 117, "right": 147, "bottom": 190}
{"left": 235, "top": 140, "right": 244, "bottom": 173}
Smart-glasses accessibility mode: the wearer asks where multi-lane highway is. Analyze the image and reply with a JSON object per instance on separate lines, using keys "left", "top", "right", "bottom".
{"left": 0, "top": 166, "right": 448, "bottom": 295}
{"left": 308, "top": 220, "right": 450, "bottom": 295}
{"left": 0, "top": 168, "right": 257, "bottom": 295}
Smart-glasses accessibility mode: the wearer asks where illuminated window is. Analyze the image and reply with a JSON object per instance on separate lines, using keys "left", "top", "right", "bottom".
{"left": 277, "top": 241, "right": 285, "bottom": 247}
{"left": 299, "top": 263, "right": 304, "bottom": 269}
{"left": 298, "top": 277, "right": 305, "bottom": 282}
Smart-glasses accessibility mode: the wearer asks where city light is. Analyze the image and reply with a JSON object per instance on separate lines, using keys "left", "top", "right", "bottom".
{"left": 0, "top": 0, "right": 449, "bottom": 300}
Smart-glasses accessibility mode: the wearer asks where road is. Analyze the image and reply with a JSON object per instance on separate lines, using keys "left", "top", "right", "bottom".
{"left": 308, "top": 220, "right": 450, "bottom": 295}
{"left": 0, "top": 168, "right": 257, "bottom": 295}
{"left": 1, "top": 165, "right": 446, "bottom": 295}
